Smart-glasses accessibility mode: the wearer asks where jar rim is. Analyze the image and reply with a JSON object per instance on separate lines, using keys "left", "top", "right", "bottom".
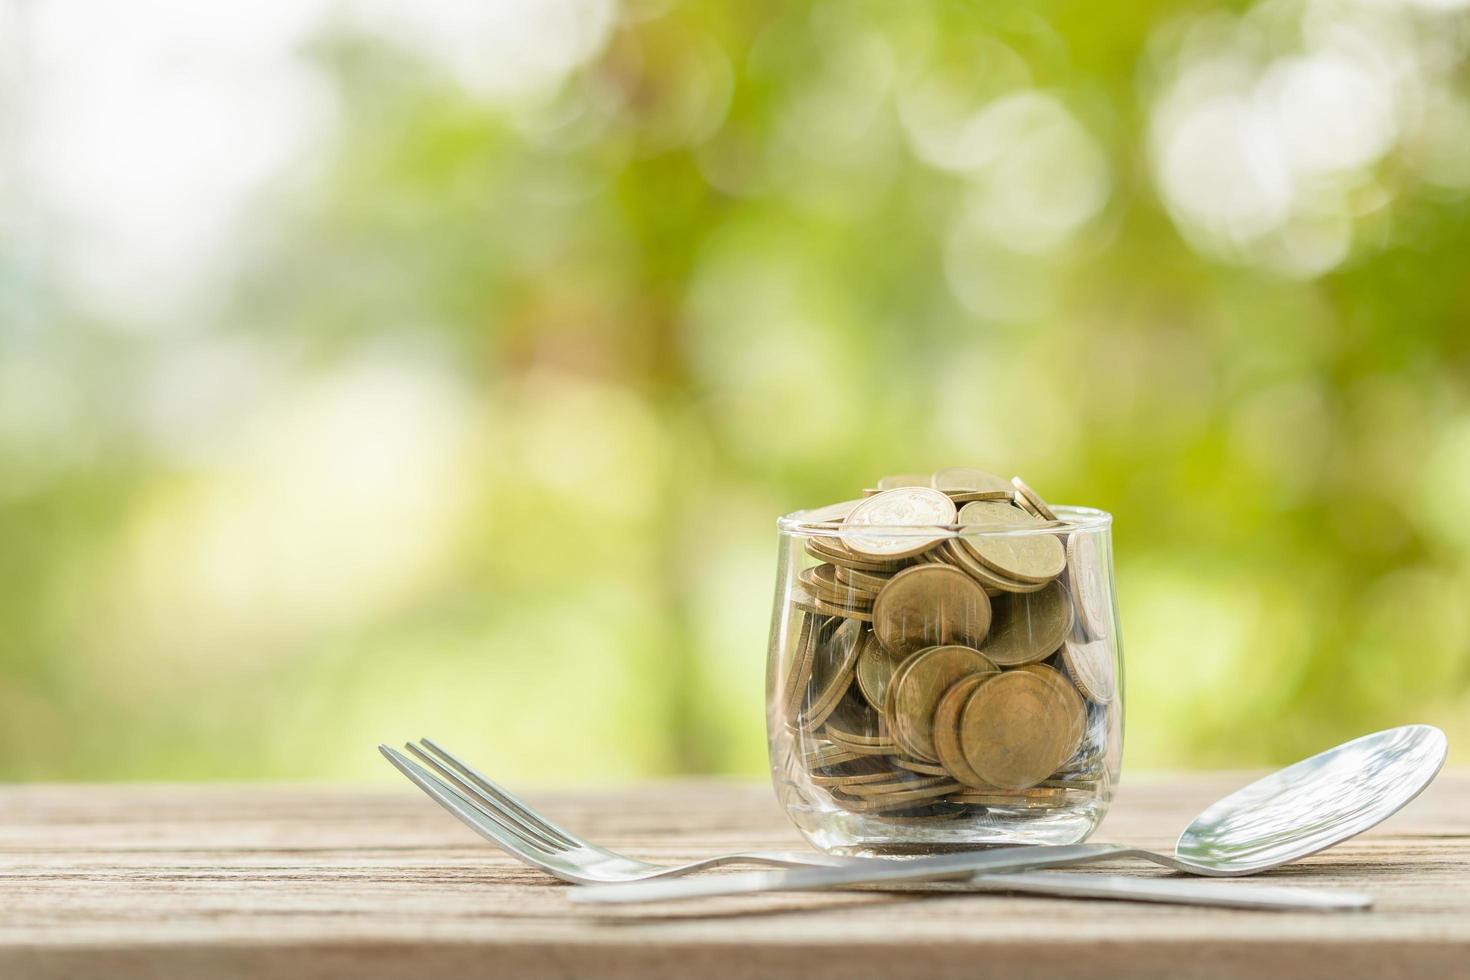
{"left": 776, "top": 503, "right": 1113, "bottom": 538}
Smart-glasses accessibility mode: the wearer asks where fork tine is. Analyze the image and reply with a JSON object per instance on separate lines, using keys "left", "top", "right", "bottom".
{"left": 379, "top": 745, "right": 561, "bottom": 860}
{"left": 402, "top": 743, "right": 570, "bottom": 853}
{"left": 416, "top": 737, "right": 581, "bottom": 849}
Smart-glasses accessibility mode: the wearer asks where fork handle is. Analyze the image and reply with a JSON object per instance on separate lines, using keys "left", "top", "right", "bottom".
{"left": 571, "top": 843, "right": 1130, "bottom": 903}
{"left": 655, "top": 850, "right": 857, "bottom": 875}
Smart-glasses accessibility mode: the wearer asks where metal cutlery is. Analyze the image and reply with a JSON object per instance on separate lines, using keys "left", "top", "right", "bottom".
{"left": 379, "top": 728, "right": 1439, "bottom": 911}
{"left": 570, "top": 725, "right": 1443, "bottom": 905}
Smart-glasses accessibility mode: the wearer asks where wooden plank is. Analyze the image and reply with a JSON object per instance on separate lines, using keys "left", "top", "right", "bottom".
{"left": 0, "top": 774, "right": 1465, "bottom": 979}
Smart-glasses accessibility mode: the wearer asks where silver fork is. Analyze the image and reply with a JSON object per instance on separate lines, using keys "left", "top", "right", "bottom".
{"left": 379, "top": 739, "right": 856, "bottom": 883}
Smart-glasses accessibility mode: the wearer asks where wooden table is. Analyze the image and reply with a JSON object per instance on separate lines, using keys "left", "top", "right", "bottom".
{"left": 1, "top": 774, "right": 1465, "bottom": 979}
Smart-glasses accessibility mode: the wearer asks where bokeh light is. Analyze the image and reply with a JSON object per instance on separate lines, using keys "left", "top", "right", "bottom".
{"left": 1146, "top": 0, "right": 1470, "bottom": 275}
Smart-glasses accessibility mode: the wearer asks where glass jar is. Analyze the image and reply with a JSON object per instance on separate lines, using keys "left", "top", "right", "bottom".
{"left": 766, "top": 496, "right": 1122, "bottom": 856}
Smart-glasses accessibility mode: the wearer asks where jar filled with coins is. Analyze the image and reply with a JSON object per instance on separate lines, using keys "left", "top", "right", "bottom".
{"left": 767, "top": 469, "right": 1122, "bottom": 854}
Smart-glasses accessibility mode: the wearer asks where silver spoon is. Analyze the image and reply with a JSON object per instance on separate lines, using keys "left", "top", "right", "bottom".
{"left": 573, "top": 724, "right": 1445, "bottom": 904}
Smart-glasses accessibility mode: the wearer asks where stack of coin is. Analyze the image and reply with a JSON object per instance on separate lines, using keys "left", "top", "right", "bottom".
{"left": 778, "top": 468, "right": 1117, "bottom": 819}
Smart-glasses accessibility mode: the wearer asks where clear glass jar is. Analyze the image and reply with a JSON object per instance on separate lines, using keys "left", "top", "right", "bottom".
{"left": 766, "top": 497, "right": 1122, "bottom": 856}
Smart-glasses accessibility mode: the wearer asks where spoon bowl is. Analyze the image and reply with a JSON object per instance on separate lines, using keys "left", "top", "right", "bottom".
{"left": 1172, "top": 724, "right": 1447, "bottom": 876}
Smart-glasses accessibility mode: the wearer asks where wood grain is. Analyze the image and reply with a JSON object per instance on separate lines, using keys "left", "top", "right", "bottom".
{"left": 0, "top": 773, "right": 1465, "bottom": 979}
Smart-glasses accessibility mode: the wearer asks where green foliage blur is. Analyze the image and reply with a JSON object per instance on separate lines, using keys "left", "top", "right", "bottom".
{"left": 4, "top": 0, "right": 1469, "bottom": 782}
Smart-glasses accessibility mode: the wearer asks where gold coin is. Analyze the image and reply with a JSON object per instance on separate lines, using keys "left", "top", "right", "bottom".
{"left": 797, "top": 618, "right": 865, "bottom": 729}
{"left": 872, "top": 564, "right": 992, "bottom": 658}
{"left": 797, "top": 738, "right": 863, "bottom": 770}
{"left": 889, "top": 645, "right": 999, "bottom": 762}
{"left": 1012, "top": 496, "right": 1045, "bottom": 520}
{"left": 825, "top": 720, "right": 891, "bottom": 748}
{"left": 954, "top": 498, "right": 1039, "bottom": 523}
{"left": 825, "top": 738, "right": 899, "bottom": 756}
{"left": 979, "top": 580, "right": 1074, "bottom": 667}
{"left": 931, "top": 673, "right": 995, "bottom": 788}
{"left": 822, "top": 689, "right": 890, "bottom": 745}
{"left": 1009, "top": 476, "right": 1058, "bottom": 521}
{"left": 798, "top": 564, "right": 876, "bottom": 608}
{"left": 805, "top": 564, "right": 870, "bottom": 602}
{"left": 882, "top": 649, "right": 916, "bottom": 722}
{"left": 791, "top": 587, "right": 875, "bottom": 623}
{"left": 805, "top": 538, "right": 910, "bottom": 573}
{"left": 854, "top": 631, "right": 899, "bottom": 711}
{"left": 1065, "top": 530, "right": 1111, "bottom": 640}
{"left": 892, "top": 757, "right": 951, "bottom": 777}
{"left": 958, "top": 665, "right": 1086, "bottom": 790}
{"left": 947, "top": 490, "right": 1017, "bottom": 504}
{"left": 780, "top": 613, "right": 820, "bottom": 720}
{"left": 938, "top": 539, "right": 1050, "bottom": 594}
{"left": 841, "top": 774, "right": 953, "bottom": 797}
{"left": 956, "top": 500, "right": 1066, "bottom": 584}
{"left": 805, "top": 758, "right": 899, "bottom": 788}
{"left": 807, "top": 771, "right": 895, "bottom": 789}
{"left": 1061, "top": 636, "right": 1116, "bottom": 704}
{"left": 841, "top": 488, "right": 957, "bottom": 560}
{"left": 876, "top": 473, "right": 930, "bottom": 490}
{"left": 1039, "top": 776, "right": 1102, "bottom": 791}
{"left": 830, "top": 781, "right": 962, "bottom": 811}
{"left": 802, "top": 749, "right": 889, "bottom": 777}
{"left": 880, "top": 650, "right": 943, "bottom": 755}
{"left": 931, "top": 467, "right": 1012, "bottom": 492}
{"left": 1016, "top": 664, "right": 1088, "bottom": 750}
{"left": 834, "top": 564, "right": 893, "bottom": 593}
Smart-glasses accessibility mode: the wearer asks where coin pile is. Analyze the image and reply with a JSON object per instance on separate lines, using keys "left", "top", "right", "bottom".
{"left": 777, "top": 468, "right": 1117, "bottom": 818}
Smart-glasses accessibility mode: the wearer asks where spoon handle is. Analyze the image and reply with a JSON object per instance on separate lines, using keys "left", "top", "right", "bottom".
{"left": 967, "top": 872, "right": 1372, "bottom": 911}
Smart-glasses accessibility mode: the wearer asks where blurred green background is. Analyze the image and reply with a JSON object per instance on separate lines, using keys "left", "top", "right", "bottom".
{"left": 3, "top": 0, "right": 1468, "bottom": 783}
